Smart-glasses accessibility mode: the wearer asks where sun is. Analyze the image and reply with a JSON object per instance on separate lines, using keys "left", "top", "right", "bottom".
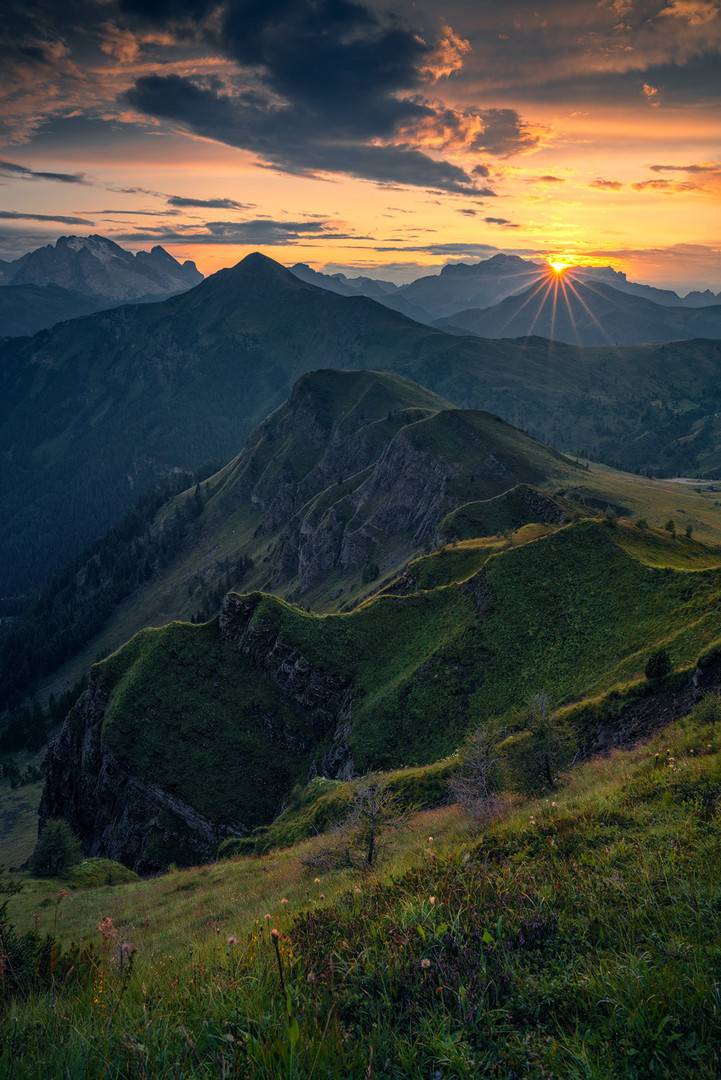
{"left": 547, "top": 258, "right": 572, "bottom": 274}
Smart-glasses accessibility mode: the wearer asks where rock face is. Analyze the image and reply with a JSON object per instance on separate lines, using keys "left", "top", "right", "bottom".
{"left": 40, "top": 593, "right": 355, "bottom": 873}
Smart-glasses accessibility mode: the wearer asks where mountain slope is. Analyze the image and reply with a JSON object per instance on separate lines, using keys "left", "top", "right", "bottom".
{"left": 0, "top": 284, "right": 120, "bottom": 338}
{"left": 436, "top": 274, "right": 721, "bottom": 345}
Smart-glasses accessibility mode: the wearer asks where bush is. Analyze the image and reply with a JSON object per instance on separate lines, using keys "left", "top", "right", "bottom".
{"left": 645, "top": 648, "right": 672, "bottom": 685}
{"left": 29, "top": 819, "right": 82, "bottom": 878}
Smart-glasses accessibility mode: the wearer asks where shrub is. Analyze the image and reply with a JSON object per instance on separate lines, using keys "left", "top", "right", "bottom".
{"left": 29, "top": 819, "right": 82, "bottom": 878}
{"left": 645, "top": 648, "right": 672, "bottom": 685}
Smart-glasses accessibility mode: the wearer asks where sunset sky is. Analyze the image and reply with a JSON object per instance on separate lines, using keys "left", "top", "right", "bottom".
{"left": 1, "top": 0, "right": 720, "bottom": 291}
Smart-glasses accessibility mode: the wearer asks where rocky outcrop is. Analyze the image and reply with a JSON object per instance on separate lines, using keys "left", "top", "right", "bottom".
{"left": 40, "top": 595, "right": 357, "bottom": 873}
{"left": 39, "top": 678, "right": 241, "bottom": 874}
{"left": 219, "top": 593, "right": 354, "bottom": 747}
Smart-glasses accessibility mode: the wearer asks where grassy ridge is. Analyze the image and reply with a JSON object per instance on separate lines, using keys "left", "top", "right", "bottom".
{"left": 3, "top": 696, "right": 720, "bottom": 1077}
{"left": 89, "top": 519, "right": 721, "bottom": 848}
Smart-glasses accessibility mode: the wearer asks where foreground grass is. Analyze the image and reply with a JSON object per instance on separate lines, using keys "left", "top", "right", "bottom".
{"left": 2, "top": 696, "right": 721, "bottom": 1078}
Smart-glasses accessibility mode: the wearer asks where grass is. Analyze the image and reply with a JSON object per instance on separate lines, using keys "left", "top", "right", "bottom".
{"left": 2, "top": 696, "right": 720, "bottom": 1077}
{"left": 68, "top": 515, "right": 721, "bottom": 871}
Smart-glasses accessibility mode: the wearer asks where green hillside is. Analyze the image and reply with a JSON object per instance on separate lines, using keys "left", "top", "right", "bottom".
{"left": 3, "top": 693, "right": 720, "bottom": 1078}
{"left": 38, "top": 514, "right": 721, "bottom": 870}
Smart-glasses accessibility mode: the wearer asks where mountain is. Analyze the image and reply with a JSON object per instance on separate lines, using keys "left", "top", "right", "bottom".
{"left": 290, "top": 262, "right": 429, "bottom": 322}
{"left": 296, "top": 254, "right": 720, "bottom": 325}
{"left": 0, "top": 284, "right": 117, "bottom": 338}
{"left": 39, "top": 506, "right": 721, "bottom": 870}
{"left": 3, "top": 251, "right": 721, "bottom": 602}
{"left": 435, "top": 274, "right": 721, "bottom": 346}
{"left": 0, "top": 234, "right": 202, "bottom": 302}
{"left": 0, "top": 368, "right": 589, "bottom": 715}
{"left": 394, "top": 253, "right": 546, "bottom": 321}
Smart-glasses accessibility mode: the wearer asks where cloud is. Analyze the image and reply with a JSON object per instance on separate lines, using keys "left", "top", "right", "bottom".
{"left": 590, "top": 178, "right": 624, "bottom": 189}
{"left": 0, "top": 159, "right": 88, "bottom": 184}
{"left": 658, "top": 1, "right": 720, "bottom": 27}
{"left": 470, "top": 109, "right": 543, "bottom": 156}
{"left": 119, "top": 1, "right": 524, "bottom": 192}
{"left": 458, "top": 208, "right": 477, "bottom": 216}
{"left": 113, "top": 216, "right": 362, "bottom": 244}
{"left": 124, "top": 73, "right": 483, "bottom": 194}
{"left": 0, "top": 210, "right": 93, "bottom": 224}
{"left": 484, "top": 216, "right": 519, "bottom": 227}
{"left": 650, "top": 161, "right": 720, "bottom": 173}
{"left": 167, "top": 195, "right": 255, "bottom": 209}
{"left": 631, "top": 178, "right": 700, "bottom": 191}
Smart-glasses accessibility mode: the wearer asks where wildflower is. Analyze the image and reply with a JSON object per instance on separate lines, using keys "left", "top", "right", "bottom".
{"left": 265, "top": 913, "right": 271, "bottom": 920}
{"left": 97, "top": 915, "right": 116, "bottom": 939}
{"left": 314, "top": 878, "right": 321, "bottom": 884}
{"left": 56, "top": 888, "right": 68, "bottom": 904}
{"left": 551, "top": 801, "right": 556, "bottom": 807}
{"left": 354, "top": 886, "right": 361, "bottom": 895}
{"left": 121, "top": 942, "right": 137, "bottom": 955}
{"left": 429, "top": 896, "right": 436, "bottom": 905}
{"left": 227, "top": 936, "right": 239, "bottom": 947}
{"left": 271, "top": 928, "right": 280, "bottom": 941}
{"left": 319, "top": 893, "right": 325, "bottom": 900}
{"left": 420, "top": 958, "right": 431, "bottom": 969}
{"left": 281, "top": 897, "right": 288, "bottom": 905}
{"left": 427, "top": 836, "right": 434, "bottom": 842}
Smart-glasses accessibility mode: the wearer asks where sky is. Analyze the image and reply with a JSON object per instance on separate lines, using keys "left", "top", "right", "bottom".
{"left": 1, "top": 0, "right": 720, "bottom": 292}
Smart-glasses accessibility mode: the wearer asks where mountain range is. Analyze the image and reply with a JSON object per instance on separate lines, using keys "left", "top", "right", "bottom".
{"left": 2, "top": 251, "right": 721, "bottom": 604}
{"left": 435, "top": 274, "right": 721, "bottom": 346}
{"left": 291, "top": 252, "right": 721, "bottom": 329}
{"left": 0, "top": 235, "right": 203, "bottom": 338}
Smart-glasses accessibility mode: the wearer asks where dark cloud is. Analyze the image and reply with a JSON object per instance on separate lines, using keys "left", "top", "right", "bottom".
{"left": 113, "top": 217, "right": 362, "bottom": 244}
{"left": 120, "top": 0, "right": 492, "bottom": 194}
{"left": 168, "top": 195, "right": 256, "bottom": 209}
{"left": 535, "top": 174, "right": 565, "bottom": 182}
{"left": 471, "top": 164, "right": 491, "bottom": 177}
{"left": 484, "top": 216, "right": 518, "bottom": 226}
{"left": 374, "top": 241, "right": 510, "bottom": 255}
{"left": 124, "top": 74, "right": 481, "bottom": 194}
{"left": 470, "top": 109, "right": 541, "bottom": 156}
{"left": 631, "top": 178, "right": 700, "bottom": 192}
{"left": 0, "top": 159, "right": 88, "bottom": 184}
{"left": 0, "top": 210, "right": 93, "bottom": 224}
{"left": 650, "top": 162, "right": 719, "bottom": 173}
{"left": 98, "top": 208, "right": 183, "bottom": 216}
{"left": 458, "top": 208, "right": 477, "bottom": 215}
{"left": 590, "top": 178, "right": 623, "bottom": 190}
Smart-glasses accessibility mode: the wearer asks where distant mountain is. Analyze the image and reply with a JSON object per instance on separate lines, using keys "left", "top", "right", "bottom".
{"left": 393, "top": 253, "right": 546, "bottom": 321}
{"left": 290, "top": 262, "right": 429, "bottom": 322}
{"left": 2, "top": 251, "right": 721, "bottom": 603}
{"left": 0, "top": 284, "right": 116, "bottom": 338}
{"left": 0, "top": 234, "right": 202, "bottom": 302}
{"left": 297, "top": 254, "right": 721, "bottom": 324}
{"left": 435, "top": 274, "right": 721, "bottom": 346}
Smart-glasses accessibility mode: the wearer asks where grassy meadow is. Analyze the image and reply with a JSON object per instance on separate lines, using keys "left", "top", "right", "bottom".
{"left": 2, "top": 694, "right": 720, "bottom": 1078}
